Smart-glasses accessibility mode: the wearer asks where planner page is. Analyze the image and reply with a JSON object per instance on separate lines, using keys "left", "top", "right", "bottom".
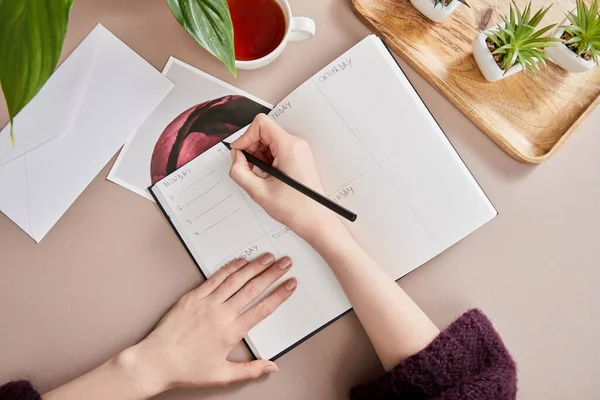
{"left": 151, "top": 137, "right": 350, "bottom": 361}
{"left": 268, "top": 35, "right": 497, "bottom": 278}
{"left": 152, "top": 35, "right": 497, "bottom": 360}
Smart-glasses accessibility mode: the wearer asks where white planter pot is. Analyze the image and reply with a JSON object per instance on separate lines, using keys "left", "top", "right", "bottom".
{"left": 410, "top": 0, "right": 460, "bottom": 23}
{"left": 472, "top": 27, "right": 522, "bottom": 82}
{"left": 546, "top": 11, "right": 596, "bottom": 73}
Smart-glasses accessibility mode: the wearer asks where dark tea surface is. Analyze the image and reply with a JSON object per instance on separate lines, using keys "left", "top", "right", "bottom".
{"left": 228, "top": 0, "right": 286, "bottom": 61}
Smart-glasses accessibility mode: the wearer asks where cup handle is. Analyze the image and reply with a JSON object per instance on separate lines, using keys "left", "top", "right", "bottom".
{"left": 289, "top": 17, "right": 316, "bottom": 42}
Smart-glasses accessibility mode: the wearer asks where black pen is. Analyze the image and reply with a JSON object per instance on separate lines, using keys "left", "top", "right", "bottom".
{"left": 222, "top": 141, "right": 357, "bottom": 222}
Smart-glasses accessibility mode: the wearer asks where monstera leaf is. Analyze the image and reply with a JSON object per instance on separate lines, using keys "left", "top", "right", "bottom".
{"left": 0, "top": 0, "right": 74, "bottom": 145}
{"left": 167, "top": 0, "right": 236, "bottom": 76}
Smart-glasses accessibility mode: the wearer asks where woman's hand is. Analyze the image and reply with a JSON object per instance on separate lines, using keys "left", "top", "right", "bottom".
{"left": 230, "top": 116, "right": 440, "bottom": 373}
{"left": 115, "top": 255, "right": 296, "bottom": 398}
{"left": 43, "top": 254, "right": 296, "bottom": 400}
{"left": 130, "top": 254, "right": 295, "bottom": 393}
{"left": 229, "top": 114, "right": 344, "bottom": 240}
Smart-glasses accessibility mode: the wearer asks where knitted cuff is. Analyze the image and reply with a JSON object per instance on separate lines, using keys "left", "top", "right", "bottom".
{"left": 0, "top": 381, "right": 42, "bottom": 400}
{"left": 350, "top": 309, "right": 517, "bottom": 400}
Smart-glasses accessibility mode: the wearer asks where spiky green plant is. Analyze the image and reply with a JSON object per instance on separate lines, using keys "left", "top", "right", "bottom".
{"left": 562, "top": 0, "right": 600, "bottom": 65}
{"left": 485, "top": 2, "right": 561, "bottom": 73}
{"left": 434, "top": 0, "right": 470, "bottom": 8}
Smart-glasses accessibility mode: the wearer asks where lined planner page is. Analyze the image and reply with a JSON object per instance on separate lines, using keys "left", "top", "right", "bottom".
{"left": 152, "top": 139, "right": 349, "bottom": 360}
{"left": 152, "top": 35, "right": 496, "bottom": 360}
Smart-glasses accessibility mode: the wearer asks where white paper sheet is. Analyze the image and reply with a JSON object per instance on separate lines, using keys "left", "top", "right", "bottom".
{"left": 107, "top": 58, "right": 271, "bottom": 201}
{"left": 0, "top": 24, "right": 174, "bottom": 242}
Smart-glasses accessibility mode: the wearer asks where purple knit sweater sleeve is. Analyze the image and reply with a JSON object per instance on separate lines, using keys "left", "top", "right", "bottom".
{"left": 0, "top": 381, "right": 41, "bottom": 400}
{"left": 350, "top": 309, "right": 517, "bottom": 400}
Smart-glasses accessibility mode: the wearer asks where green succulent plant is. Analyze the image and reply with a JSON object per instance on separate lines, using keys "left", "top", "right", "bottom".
{"left": 434, "top": 0, "right": 470, "bottom": 8}
{"left": 562, "top": 0, "right": 600, "bottom": 65}
{"left": 485, "top": 1, "right": 561, "bottom": 73}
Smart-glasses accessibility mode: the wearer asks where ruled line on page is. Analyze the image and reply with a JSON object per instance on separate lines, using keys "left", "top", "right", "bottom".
{"left": 178, "top": 170, "right": 216, "bottom": 196}
{"left": 194, "top": 194, "right": 233, "bottom": 220}
{"left": 186, "top": 181, "right": 220, "bottom": 206}
{"left": 204, "top": 208, "right": 242, "bottom": 232}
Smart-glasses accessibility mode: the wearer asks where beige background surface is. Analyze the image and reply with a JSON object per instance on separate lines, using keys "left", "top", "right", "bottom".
{"left": 0, "top": 0, "right": 598, "bottom": 399}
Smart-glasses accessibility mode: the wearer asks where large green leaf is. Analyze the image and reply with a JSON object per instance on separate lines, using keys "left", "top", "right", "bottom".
{"left": 0, "top": 0, "right": 74, "bottom": 145}
{"left": 167, "top": 0, "right": 236, "bottom": 76}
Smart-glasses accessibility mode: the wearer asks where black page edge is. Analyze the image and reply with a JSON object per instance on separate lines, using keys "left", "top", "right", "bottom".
{"left": 147, "top": 37, "right": 497, "bottom": 362}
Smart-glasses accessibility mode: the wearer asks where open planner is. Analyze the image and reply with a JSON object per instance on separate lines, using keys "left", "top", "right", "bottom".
{"left": 150, "top": 35, "right": 497, "bottom": 360}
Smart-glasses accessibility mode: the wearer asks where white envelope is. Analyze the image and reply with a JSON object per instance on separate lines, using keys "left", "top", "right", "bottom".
{"left": 0, "top": 24, "right": 174, "bottom": 242}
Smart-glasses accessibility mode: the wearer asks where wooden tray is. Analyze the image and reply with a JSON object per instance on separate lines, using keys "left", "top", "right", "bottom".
{"left": 351, "top": 0, "right": 600, "bottom": 163}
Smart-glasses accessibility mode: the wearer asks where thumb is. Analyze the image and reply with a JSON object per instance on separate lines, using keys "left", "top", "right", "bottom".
{"left": 229, "top": 149, "right": 266, "bottom": 199}
{"left": 221, "top": 360, "right": 279, "bottom": 384}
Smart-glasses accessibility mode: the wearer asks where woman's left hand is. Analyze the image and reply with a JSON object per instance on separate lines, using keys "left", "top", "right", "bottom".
{"left": 122, "top": 253, "right": 296, "bottom": 396}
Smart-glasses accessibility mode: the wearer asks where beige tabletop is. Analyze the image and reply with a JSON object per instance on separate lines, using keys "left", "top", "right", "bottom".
{"left": 0, "top": 0, "right": 598, "bottom": 399}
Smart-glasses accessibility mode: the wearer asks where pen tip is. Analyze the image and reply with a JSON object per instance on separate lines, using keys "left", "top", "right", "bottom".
{"left": 222, "top": 141, "right": 232, "bottom": 150}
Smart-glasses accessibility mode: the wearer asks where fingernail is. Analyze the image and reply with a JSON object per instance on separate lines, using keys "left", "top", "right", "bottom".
{"left": 233, "top": 258, "right": 247, "bottom": 270}
{"left": 264, "top": 364, "right": 279, "bottom": 374}
{"left": 279, "top": 257, "right": 292, "bottom": 270}
{"left": 285, "top": 279, "right": 297, "bottom": 291}
{"left": 260, "top": 253, "right": 275, "bottom": 266}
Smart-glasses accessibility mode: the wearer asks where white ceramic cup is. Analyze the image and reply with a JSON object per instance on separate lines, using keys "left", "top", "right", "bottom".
{"left": 235, "top": 0, "right": 315, "bottom": 70}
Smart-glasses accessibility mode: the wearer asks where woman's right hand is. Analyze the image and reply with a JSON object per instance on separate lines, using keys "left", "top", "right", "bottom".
{"left": 229, "top": 114, "right": 344, "bottom": 240}
{"left": 230, "top": 117, "right": 442, "bottom": 376}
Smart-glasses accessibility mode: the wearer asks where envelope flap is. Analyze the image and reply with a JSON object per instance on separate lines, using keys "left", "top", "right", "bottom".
{"left": 0, "top": 25, "right": 105, "bottom": 167}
